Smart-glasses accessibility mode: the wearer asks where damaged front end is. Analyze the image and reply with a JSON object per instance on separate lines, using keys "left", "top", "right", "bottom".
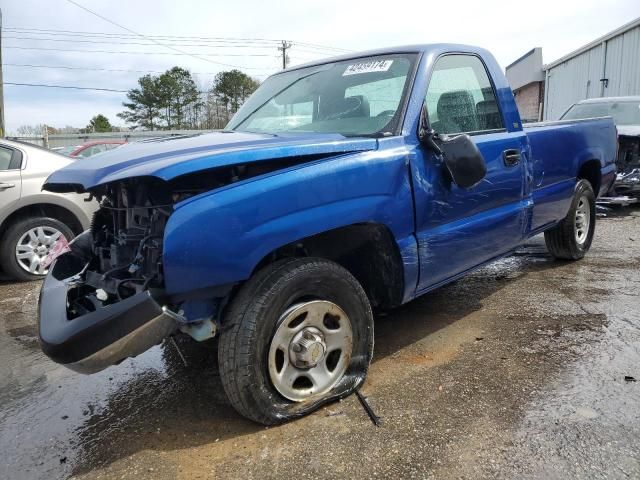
{"left": 37, "top": 133, "right": 379, "bottom": 374}
{"left": 610, "top": 135, "right": 640, "bottom": 197}
{"left": 38, "top": 177, "right": 217, "bottom": 374}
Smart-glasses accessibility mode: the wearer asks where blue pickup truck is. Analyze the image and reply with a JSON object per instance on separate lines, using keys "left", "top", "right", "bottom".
{"left": 39, "top": 44, "right": 616, "bottom": 424}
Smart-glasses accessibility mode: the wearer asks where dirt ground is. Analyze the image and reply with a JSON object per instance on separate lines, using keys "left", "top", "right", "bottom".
{"left": 0, "top": 208, "right": 639, "bottom": 480}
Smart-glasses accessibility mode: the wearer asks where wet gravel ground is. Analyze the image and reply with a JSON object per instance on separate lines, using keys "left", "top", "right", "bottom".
{"left": 1, "top": 208, "right": 639, "bottom": 479}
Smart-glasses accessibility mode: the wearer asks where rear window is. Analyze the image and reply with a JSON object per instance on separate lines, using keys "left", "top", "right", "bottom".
{"left": 561, "top": 100, "right": 640, "bottom": 126}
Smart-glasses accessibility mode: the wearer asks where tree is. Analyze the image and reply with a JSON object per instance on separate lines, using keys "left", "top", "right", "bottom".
{"left": 84, "top": 114, "right": 112, "bottom": 133}
{"left": 58, "top": 125, "right": 80, "bottom": 134}
{"left": 118, "top": 74, "right": 163, "bottom": 130}
{"left": 156, "top": 67, "right": 202, "bottom": 129}
{"left": 211, "top": 70, "right": 260, "bottom": 125}
{"left": 118, "top": 68, "right": 204, "bottom": 130}
{"left": 16, "top": 124, "right": 47, "bottom": 136}
{"left": 118, "top": 67, "right": 257, "bottom": 131}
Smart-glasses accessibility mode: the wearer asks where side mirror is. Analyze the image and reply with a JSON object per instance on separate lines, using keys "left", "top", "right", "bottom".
{"left": 419, "top": 105, "right": 486, "bottom": 189}
{"left": 437, "top": 134, "right": 487, "bottom": 189}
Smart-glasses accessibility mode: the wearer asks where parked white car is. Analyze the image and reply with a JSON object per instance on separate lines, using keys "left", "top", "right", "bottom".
{"left": 0, "top": 139, "right": 97, "bottom": 280}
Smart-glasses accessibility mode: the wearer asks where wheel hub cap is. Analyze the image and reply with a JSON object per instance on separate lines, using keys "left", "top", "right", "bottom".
{"left": 15, "top": 226, "right": 64, "bottom": 275}
{"left": 574, "top": 195, "right": 591, "bottom": 245}
{"left": 268, "top": 300, "right": 353, "bottom": 402}
{"left": 289, "top": 327, "right": 326, "bottom": 368}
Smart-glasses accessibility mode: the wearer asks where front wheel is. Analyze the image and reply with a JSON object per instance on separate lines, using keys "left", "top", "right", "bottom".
{"left": 218, "top": 257, "right": 374, "bottom": 425}
{"left": 544, "top": 179, "right": 596, "bottom": 260}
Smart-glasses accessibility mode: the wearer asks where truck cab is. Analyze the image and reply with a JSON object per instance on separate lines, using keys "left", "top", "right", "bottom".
{"left": 38, "top": 44, "right": 617, "bottom": 425}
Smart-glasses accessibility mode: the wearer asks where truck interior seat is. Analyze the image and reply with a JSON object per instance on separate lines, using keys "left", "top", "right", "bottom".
{"left": 434, "top": 90, "right": 478, "bottom": 134}
{"left": 319, "top": 95, "right": 370, "bottom": 120}
{"left": 476, "top": 100, "right": 502, "bottom": 130}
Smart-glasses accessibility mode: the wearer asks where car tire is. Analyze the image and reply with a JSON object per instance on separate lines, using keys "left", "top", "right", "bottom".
{"left": 218, "top": 257, "right": 374, "bottom": 425}
{"left": 0, "top": 217, "right": 75, "bottom": 281}
{"left": 544, "top": 179, "right": 596, "bottom": 260}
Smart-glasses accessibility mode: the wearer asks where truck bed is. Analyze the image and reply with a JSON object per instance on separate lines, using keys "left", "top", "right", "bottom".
{"left": 524, "top": 116, "right": 617, "bottom": 232}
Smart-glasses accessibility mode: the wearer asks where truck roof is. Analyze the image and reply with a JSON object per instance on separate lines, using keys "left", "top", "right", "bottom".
{"left": 276, "top": 43, "right": 491, "bottom": 75}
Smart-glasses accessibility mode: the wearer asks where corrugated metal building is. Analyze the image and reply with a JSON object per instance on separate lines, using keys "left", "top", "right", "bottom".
{"left": 543, "top": 17, "right": 640, "bottom": 120}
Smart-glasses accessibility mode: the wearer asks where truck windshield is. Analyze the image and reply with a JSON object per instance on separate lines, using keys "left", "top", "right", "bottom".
{"left": 561, "top": 100, "right": 640, "bottom": 126}
{"left": 227, "top": 53, "right": 418, "bottom": 137}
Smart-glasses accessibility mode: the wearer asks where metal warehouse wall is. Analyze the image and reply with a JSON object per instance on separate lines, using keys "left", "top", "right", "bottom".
{"left": 544, "top": 19, "right": 640, "bottom": 120}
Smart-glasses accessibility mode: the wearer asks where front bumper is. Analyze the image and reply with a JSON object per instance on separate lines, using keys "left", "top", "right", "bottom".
{"left": 38, "top": 253, "right": 177, "bottom": 374}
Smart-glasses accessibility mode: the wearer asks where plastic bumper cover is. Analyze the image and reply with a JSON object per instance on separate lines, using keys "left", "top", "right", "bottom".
{"left": 38, "top": 253, "right": 177, "bottom": 374}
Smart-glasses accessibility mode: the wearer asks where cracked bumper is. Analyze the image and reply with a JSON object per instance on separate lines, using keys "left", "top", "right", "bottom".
{"left": 37, "top": 253, "right": 177, "bottom": 374}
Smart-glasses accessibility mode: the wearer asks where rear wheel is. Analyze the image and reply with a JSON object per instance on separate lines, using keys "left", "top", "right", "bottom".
{"left": 218, "top": 257, "right": 373, "bottom": 425}
{"left": 0, "top": 217, "right": 74, "bottom": 281}
{"left": 544, "top": 179, "right": 596, "bottom": 260}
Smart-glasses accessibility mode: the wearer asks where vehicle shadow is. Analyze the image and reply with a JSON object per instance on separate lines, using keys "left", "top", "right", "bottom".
{"left": 69, "top": 243, "right": 566, "bottom": 476}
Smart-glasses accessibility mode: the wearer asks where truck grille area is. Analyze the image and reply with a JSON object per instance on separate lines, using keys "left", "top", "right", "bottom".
{"left": 67, "top": 179, "right": 172, "bottom": 319}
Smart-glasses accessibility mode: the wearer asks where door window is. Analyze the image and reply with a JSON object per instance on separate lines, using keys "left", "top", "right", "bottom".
{"left": 0, "top": 146, "right": 22, "bottom": 170}
{"left": 426, "top": 55, "right": 504, "bottom": 134}
{"left": 0, "top": 147, "right": 12, "bottom": 170}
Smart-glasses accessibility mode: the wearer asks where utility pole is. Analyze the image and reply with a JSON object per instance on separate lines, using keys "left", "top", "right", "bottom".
{"left": 0, "top": 9, "right": 5, "bottom": 137}
{"left": 278, "top": 40, "right": 291, "bottom": 70}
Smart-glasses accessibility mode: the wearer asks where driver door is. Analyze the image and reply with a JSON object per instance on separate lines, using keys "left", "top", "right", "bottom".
{"left": 411, "top": 54, "right": 529, "bottom": 293}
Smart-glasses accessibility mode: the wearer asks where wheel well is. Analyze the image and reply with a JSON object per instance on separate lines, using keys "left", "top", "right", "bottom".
{"left": 578, "top": 160, "right": 601, "bottom": 195}
{"left": 254, "top": 223, "right": 405, "bottom": 309}
{"left": 0, "top": 204, "right": 84, "bottom": 240}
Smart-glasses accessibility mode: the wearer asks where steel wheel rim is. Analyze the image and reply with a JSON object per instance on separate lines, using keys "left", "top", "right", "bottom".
{"left": 15, "top": 226, "right": 64, "bottom": 275}
{"left": 574, "top": 195, "right": 591, "bottom": 245}
{"left": 268, "top": 300, "right": 353, "bottom": 402}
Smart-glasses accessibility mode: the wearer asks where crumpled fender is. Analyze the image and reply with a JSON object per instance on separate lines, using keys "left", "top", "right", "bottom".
{"left": 162, "top": 146, "right": 416, "bottom": 296}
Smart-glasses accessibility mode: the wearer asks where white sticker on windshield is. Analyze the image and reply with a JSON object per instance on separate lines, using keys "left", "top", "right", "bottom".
{"left": 343, "top": 60, "right": 393, "bottom": 76}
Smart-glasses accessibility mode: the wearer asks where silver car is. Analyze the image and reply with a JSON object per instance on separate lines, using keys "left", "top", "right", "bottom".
{"left": 0, "top": 139, "right": 96, "bottom": 280}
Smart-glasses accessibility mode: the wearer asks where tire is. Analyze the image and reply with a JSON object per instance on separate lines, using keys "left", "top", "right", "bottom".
{"left": 218, "top": 257, "right": 374, "bottom": 425}
{"left": 0, "top": 216, "right": 75, "bottom": 281}
{"left": 544, "top": 179, "right": 596, "bottom": 260}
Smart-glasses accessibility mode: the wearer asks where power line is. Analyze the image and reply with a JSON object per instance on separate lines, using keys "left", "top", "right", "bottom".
{"left": 3, "top": 35, "right": 336, "bottom": 61}
{"left": 1, "top": 35, "right": 283, "bottom": 49}
{"left": 63, "top": 0, "right": 258, "bottom": 67}
{"left": 2, "top": 62, "right": 266, "bottom": 76}
{"left": 4, "top": 82, "right": 128, "bottom": 92}
{"left": 2, "top": 35, "right": 334, "bottom": 61}
{"left": 4, "top": 26, "right": 351, "bottom": 53}
{"left": 4, "top": 27, "right": 283, "bottom": 43}
{"left": 3, "top": 29, "right": 281, "bottom": 46}
{"left": 3, "top": 45, "right": 275, "bottom": 62}
{"left": 290, "top": 41, "right": 350, "bottom": 53}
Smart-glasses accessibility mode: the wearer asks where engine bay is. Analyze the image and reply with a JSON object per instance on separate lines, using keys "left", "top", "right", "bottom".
{"left": 66, "top": 179, "right": 173, "bottom": 319}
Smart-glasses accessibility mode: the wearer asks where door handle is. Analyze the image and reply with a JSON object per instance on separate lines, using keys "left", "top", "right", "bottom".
{"left": 0, "top": 182, "right": 16, "bottom": 190}
{"left": 503, "top": 149, "right": 521, "bottom": 167}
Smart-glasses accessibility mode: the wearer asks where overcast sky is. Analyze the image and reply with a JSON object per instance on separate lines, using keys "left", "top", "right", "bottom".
{"left": 2, "top": 0, "right": 639, "bottom": 133}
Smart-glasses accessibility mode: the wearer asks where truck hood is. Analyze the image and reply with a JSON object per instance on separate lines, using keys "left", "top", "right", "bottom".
{"left": 44, "top": 131, "right": 378, "bottom": 193}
